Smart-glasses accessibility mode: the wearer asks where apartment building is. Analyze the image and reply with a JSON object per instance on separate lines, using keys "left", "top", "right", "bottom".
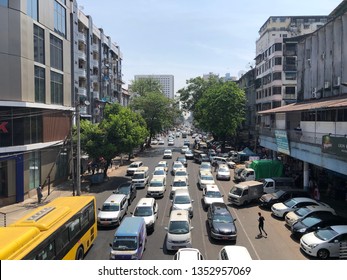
{"left": 134, "top": 75, "right": 174, "bottom": 99}
{"left": 0, "top": 0, "right": 124, "bottom": 206}
{"left": 255, "top": 15, "right": 328, "bottom": 113}
{"left": 257, "top": 1, "right": 347, "bottom": 196}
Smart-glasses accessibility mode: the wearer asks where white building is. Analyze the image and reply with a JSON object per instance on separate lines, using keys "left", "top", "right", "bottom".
{"left": 134, "top": 75, "right": 174, "bottom": 99}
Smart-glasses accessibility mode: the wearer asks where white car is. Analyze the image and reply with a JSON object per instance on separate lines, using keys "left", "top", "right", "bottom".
{"left": 173, "top": 248, "right": 204, "bottom": 260}
{"left": 126, "top": 161, "right": 143, "bottom": 176}
{"left": 147, "top": 177, "right": 166, "bottom": 198}
{"left": 300, "top": 225, "right": 347, "bottom": 259}
{"left": 171, "top": 189, "right": 194, "bottom": 218}
{"left": 152, "top": 167, "right": 167, "bottom": 181}
{"left": 163, "top": 149, "right": 173, "bottom": 159}
{"left": 181, "top": 145, "right": 189, "bottom": 154}
{"left": 156, "top": 161, "right": 168, "bottom": 172}
{"left": 165, "top": 210, "right": 193, "bottom": 251}
{"left": 170, "top": 176, "right": 189, "bottom": 198}
{"left": 132, "top": 197, "right": 158, "bottom": 232}
{"left": 171, "top": 161, "right": 184, "bottom": 175}
{"left": 285, "top": 203, "right": 336, "bottom": 227}
{"left": 202, "top": 184, "right": 224, "bottom": 210}
{"left": 197, "top": 170, "right": 215, "bottom": 190}
{"left": 185, "top": 149, "right": 194, "bottom": 159}
{"left": 211, "top": 156, "right": 236, "bottom": 169}
{"left": 158, "top": 139, "right": 165, "bottom": 145}
{"left": 218, "top": 246, "right": 252, "bottom": 260}
{"left": 216, "top": 164, "right": 231, "bottom": 181}
{"left": 168, "top": 139, "right": 175, "bottom": 146}
{"left": 173, "top": 167, "right": 189, "bottom": 179}
{"left": 199, "top": 162, "right": 212, "bottom": 172}
{"left": 271, "top": 197, "right": 321, "bottom": 218}
{"left": 151, "top": 139, "right": 158, "bottom": 145}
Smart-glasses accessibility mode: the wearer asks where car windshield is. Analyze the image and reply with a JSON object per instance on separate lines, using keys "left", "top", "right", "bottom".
{"left": 206, "top": 191, "right": 222, "bottom": 198}
{"left": 168, "top": 221, "right": 189, "bottom": 234}
{"left": 134, "top": 206, "right": 152, "bottom": 216}
{"left": 294, "top": 207, "right": 311, "bottom": 217}
{"left": 301, "top": 216, "right": 322, "bottom": 227}
{"left": 173, "top": 163, "right": 183, "bottom": 168}
{"left": 174, "top": 196, "right": 191, "bottom": 204}
{"left": 129, "top": 163, "right": 139, "bottom": 168}
{"left": 154, "top": 170, "right": 165, "bottom": 176}
{"left": 116, "top": 186, "right": 130, "bottom": 195}
{"left": 314, "top": 227, "right": 339, "bottom": 241}
{"left": 200, "top": 163, "right": 211, "bottom": 169}
{"left": 173, "top": 181, "right": 187, "bottom": 187}
{"left": 132, "top": 173, "right": 144, "bottom": 179}
{"left": 218, "top": 167, "right": 229, "bottom": 172}
{"left": 283, "top": 199, "right": 297, "bottom": 208}
{"left": 231, "top": 187, "right": 243, "bottom": 196}
{"left": 176, "top": 171, "right": 187, "bottom": 176}
{"left": 112, "top": 237, "right": 137, "bottom": 251}
{"left": 273, "top": 190, "right": 285, "bottom": 198}
{"left": 213, "top": 214, "right": 233, "bottom": 223}
{"left": 150, "top": 181, "right": 163, "bottom": 187}
{"left": 101, "top": 204, "right": 119, "bottom": 211}
{"left": 201, "top": 175, "right": 213, "bottom": 181}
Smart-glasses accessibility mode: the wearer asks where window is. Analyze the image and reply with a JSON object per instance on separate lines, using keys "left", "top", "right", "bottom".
{"left": 274, "top": 57, "right": 282, "bottom": 65}
{"left": 54, "top": 1, "right": 66, "bottom": 37}
{"left": 273, "top": 72, "right": 282, "bottom": 81}
{"left": 35, "top": 66, "right": 45, "bottom": 103}
{"left": 285, "top": 87, "right": 296, "bottom": 94}
{"left": 285, "top": 73, "right": 297, "bottom": 80}
{"left": 51, "top": 71, "right": 63, "bottom": 105}
{"left": 0, "top": 0, "right": 8, "bottom": 7}
{"left": 50, "top": 34, "right": 63, "bottom": 70}
{"left": 34, "top": 25, "right": 45, "bottom": 64}
{"left": 27, "top": 0, "right": 38, "bottom": 20}
{"left": 274, "top": 43, "right": 282, "bottom": 52}
{"left": 273, "top": 86, "right": 282, "bottom": 95}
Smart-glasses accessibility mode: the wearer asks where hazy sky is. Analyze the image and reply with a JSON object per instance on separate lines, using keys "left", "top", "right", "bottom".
{"left": 76, "top": 0, "right": 342, "bottom": 92}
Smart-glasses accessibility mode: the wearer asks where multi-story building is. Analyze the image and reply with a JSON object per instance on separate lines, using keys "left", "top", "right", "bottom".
{"left": 134, "top": 75, "right": 174, "bottom": 99}
{"left": 255, "top": 16, "right": 329, "bottom": 113}
{"left": 0, "top": 0, "right": 124, "bottom": 206}
{"left": 257, "top": 1, "right": 347, "bottom": 196}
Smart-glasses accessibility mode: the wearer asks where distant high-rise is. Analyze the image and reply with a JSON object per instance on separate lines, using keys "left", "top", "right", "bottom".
{"left": 134, "top": 75, "right": 174, "bottom": 99}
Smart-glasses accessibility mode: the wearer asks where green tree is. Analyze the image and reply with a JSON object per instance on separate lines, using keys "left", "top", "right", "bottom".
{"left": 130, "top": 92, "right": 180, "bottom": 145}
{"left": 129, "top": 77, "right": 162, "bottom": 96}
{"left": 194, "top": 81, "right": 246, "bottom": 148}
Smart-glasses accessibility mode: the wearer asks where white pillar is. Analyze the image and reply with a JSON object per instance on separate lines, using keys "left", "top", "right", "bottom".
{"left": 303, "top": 162, "right": 309, "bottom": 191}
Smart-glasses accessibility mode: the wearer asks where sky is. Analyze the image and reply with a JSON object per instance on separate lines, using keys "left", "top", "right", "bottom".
{"left": 76, "top": 0, "right": 343, "bottom": 93}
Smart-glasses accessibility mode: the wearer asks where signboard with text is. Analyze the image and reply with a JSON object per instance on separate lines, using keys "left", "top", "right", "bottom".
{"left": 275, "top": 130, "right": 290, "bottom": 155}
{"left": 322, "top": 135, "right": 347, "bottom": 159}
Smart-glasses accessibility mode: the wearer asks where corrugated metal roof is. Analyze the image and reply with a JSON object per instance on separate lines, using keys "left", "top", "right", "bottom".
{"left": 258, "top": 97, "right": 347, "bottom": 114}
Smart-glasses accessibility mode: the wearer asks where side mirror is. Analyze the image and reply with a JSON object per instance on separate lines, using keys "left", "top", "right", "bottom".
{"left": 130, "top": 212, "right": 133, "bottom": 215}
{"left": 98, "top": 208, "right": 101, "bottom": 211}
{"left": 109, "top": 243, "right": 113, "bottom": 248}
{"left": 191, "top": 199, "right": 194, "bottom": 202}
{"left": 234, "top": 218, "right": 237, "bottom": 222}
{"left": 191, "top": 226, "right": 194, "bottom": 230}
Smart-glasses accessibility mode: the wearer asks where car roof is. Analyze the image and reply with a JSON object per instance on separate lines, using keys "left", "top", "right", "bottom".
{"left": 211, "top": 202, "right": 228, "bottom": 211}
{"left": 175, "top": 248, "right": 203, "bottom": 260}
{"left": 174, "top": 189, "right": 190, "bottom": 196}
{"left": 173, "top": 176, "right": 188, "bottom": 182}
{"left": 301, "top": 204, "right": 334, "bottom": 212}
{"left": 329, "top": 225, "right": 347, "bottom": 234}
{"left": 154, "top": 166, "right": 165, "bottom": 171}
{"left": 220, "top": 246, "right": 252, "bottom": 260}
{"left": 218, "top": 164, "right": 229, "bottom": 169}
{"left": 169, "top": 209, "right": 189, "bottom": 221}
{"left": 130, "top": 161, "right": 142, "bottom": 165}
{"left": 205, "top": 185, "right": 221, "bottom": 192}
{"left": 150, "top": 177, "right": 164, "bottom": 182}
{"left": 158, "top": 161, "right": 167, "bottom": 164}
{"left": 291, "top": 197, "right": 317, "bottom": 203}
{"left": 136, "top": 197, "right": 155, "bottom": 207}
{"left": 199, "top": 170, "right": 213, "bottom": 175}
{"left": 104, "top": 194, "right": 126, "bottom": 204}
{"left": 164, "top": 149, "right": 172, "bottom": 152}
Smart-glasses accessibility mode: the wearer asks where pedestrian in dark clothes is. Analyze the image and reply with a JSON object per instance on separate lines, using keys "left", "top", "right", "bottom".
{"left": 258, "top": 212, "right": 267, "bottom": 237}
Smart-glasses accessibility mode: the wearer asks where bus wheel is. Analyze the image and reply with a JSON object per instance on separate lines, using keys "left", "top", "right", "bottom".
{"left": 76, "top": 246, "right": 84, "bottom": 260}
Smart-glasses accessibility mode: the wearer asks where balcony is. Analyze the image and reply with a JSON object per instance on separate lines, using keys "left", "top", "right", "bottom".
{"left": 93, "top": 91, "right": 100, "bottom": 99}
{"left": 77, "top": 68, "right": 87, "bottom": 78}
{"left": 77, "top": 32, "right": 86, "bottom": 43}
{"left": 78, "top": 50, "right": 87, "bottom": 61}
{"left": 283, "top": 65, "right": 297, "bottom": 72}
{"left": 78, "top": 87, "right": 87, "bottom": 96}
{"left": 91, "top": 59, "right": 99, "bottom": 68}
{"left": 92, "top": 44, "right": 99, "bottom": 52}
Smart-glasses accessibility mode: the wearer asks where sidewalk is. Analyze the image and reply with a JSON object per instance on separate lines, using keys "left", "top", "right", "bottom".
{"left": 0, "top": 163, "right": 129, "bottom": 227}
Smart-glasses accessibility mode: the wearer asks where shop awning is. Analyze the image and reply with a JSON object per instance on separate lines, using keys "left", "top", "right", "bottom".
{"left": 258, "top": 96, "right": 347, "bottom": 115}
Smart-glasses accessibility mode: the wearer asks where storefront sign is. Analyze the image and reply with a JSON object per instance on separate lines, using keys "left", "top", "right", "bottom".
{"left": 322, "top": 135, "right": 347, "bottom": 159}
{"left": 275, "top": 130, "right": 290, "bottom": 155}
{"left": 0, "top": 122, "right": 8, "bottom": 133}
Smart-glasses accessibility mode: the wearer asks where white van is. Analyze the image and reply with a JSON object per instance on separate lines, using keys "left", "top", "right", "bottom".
{"left": 165, "top": 210, "right": 193, "bottom": 251}
{"left": 132, "top": 198, "right": 158, "bottom": 232}
{"left": 147, "top": 177, "right": 166, "bottom": 198}
{"left": 97, "top": 194, "right": 128, "bottom": 227}
{"left": 126, "top": 161, "right": 143, "bottom": 176}
{"left": 132, "top": 166, "right": 149, "bottom": 188}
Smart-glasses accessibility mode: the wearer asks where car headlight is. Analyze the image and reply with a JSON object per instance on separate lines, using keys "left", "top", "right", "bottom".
{"left": 308, "top": 243, "right": 318, "bottom": 249}
{"left": 147, "top": 220, "right": 154, "bottom": 226}
{"left": 297, "top": 228, "right": 306, "bottom": 233}
{"left": 131, "top": 254, "right": 138, "bottom": 260}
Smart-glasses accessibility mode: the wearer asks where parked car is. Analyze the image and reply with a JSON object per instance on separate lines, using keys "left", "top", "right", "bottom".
{"left": 285, "top": 203, "right": 336, "bottom": 227}
{"left": 259, "top": 189, "right": 310, "bottom": 209}
{"left": 202, "top": 184, "right": 224, "bottom": 210}
{"left": 300, "top": 225, "right": 347, "bottom": 259}
{"left": 113, "top": 182, "right": 137, "bottom": 205}
{"left": 216, "top": 163, "right": 231, "bottom": 181}
{"left": 163, "top": 149, "right": 173, "bottom": 159}
{"left": 291, "top": 212, "right": 347, "bottom": 239}
{"left": 207, "top": 202, "right": 237, "bottom": 241}
{"left": 173, "top": 248, "right": 204, "bottom": 260}
{"left": 271, "top": 197, "right": 321, "bottom": 218}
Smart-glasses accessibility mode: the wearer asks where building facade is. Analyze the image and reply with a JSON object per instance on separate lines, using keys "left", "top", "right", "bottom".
{"left": 257, "top": 2, "right": 347, "bottom": 197}
{"left": 255, "top": 16, "right": 329, "bottom": 113}
{"left": 135, "top": 75, "right": 174, "bottom": 99}
{"left": 0, "top": 0, "right": 124, "bottom": 206}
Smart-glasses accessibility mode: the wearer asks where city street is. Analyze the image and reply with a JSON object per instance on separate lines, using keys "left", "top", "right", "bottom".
{"left": 85, "top": 136, "right": 307, "bottom": 260}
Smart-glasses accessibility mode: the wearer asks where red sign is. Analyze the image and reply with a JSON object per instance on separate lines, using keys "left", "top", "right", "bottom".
{"left": 0, "top": 122, "right": 8, "bottom": 133}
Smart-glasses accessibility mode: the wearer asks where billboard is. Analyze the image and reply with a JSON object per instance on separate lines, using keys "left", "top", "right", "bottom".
{"left": 275, "top": 130, "right": 290, "bottom": 155}
{"left": 322, "top": 135, "right": 347, "bottom": 159}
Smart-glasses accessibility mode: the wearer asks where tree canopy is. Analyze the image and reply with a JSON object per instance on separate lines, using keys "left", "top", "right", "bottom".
{"left": 129, "top": 77, "right": 163, "bottom": 96}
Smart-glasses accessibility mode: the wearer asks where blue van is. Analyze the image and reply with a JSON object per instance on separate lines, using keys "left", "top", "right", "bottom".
{"left": 109, "top": 217, "right": 147, "bottom": 260}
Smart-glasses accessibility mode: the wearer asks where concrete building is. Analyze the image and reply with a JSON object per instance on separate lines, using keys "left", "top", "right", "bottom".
{"left": 0, "top": 0, "right": 124, "bottom": 206}
{"left": 257, "top": 1, "right": 347, "bottom": 197}
{"left": 134, "top": 75, "right": 174, "bottom": 99}
{"left": 255, "top": 15, "right": 329, "bottom": 113}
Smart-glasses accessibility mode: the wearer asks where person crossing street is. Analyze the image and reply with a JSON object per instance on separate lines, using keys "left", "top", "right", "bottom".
{"left": 258, "top": 212, "right": 267, "bottom": 238}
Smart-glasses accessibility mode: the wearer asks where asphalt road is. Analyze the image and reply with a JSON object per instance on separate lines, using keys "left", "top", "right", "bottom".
{"left": 85, "top": 136, "right": 307, "bottom": 260}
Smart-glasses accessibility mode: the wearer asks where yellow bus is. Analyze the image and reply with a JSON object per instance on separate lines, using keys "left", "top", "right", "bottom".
{"left": 0, "top": 196, "right": 97, "bottom": 260}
